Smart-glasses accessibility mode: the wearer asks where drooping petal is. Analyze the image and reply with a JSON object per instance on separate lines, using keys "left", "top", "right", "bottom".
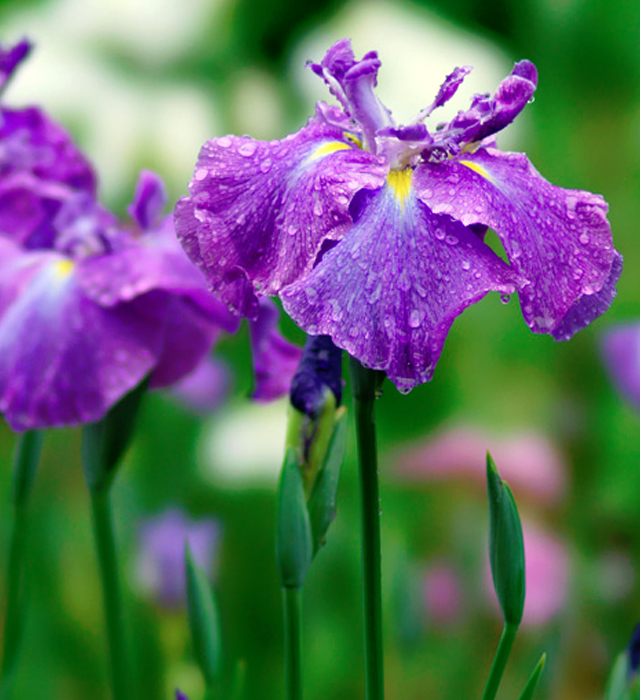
{"left": 601, "top": 322, "right": 640, "bottom": 411}
{"left": 415, "top": 148, "right": 618, "bottom": 338}
{"left": 149, "top": 295, "right": 228, "bottom": 389}
{"left": 76, "top": 217, "right": 239, "bottom": 333}
{"left": 174, "top": 114, "right": 387, "bottom": 317}
{"left": 281, "top": 172, "right": 517, "bottom": 390}
{"left": 0, "top": 257, "right": 168, "bottom": 430}
{"left": 248, "top": 298, "right": 302, "bottom": 402}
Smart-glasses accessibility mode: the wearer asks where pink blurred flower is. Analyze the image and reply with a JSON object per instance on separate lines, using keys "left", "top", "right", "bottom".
{"left": 423, "top": 561, "right": 463, "bottom": 626}
{"left": 484, "top": 521, "right": 570, "bottom": 627}
{"left": 392, "top": 425, "right": 567, "bottom": 505}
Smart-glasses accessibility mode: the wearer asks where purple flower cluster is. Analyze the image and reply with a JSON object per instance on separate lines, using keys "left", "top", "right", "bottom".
{"left": 0, "top": 41, "right": 239, "bottom": 431}
{"left": 176, "top": 39, "right": 621, "bottom": 391}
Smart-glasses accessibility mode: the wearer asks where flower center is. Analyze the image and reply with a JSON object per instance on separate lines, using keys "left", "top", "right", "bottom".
{"left": 387, "top": 169, "right": 413, "bottom": 207}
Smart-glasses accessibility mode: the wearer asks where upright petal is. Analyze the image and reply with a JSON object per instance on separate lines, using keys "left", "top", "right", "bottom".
{"left": 281, "top": 172, "right": 516, "bottom": 390}
{"left": 0, "top": 40, "right": 31, "bottom": 92}
{"left": 174, "top": 115, "right": 386, "bottom": 317}
{"left": 415, "top": 149, "right": 618, "bottom": 338}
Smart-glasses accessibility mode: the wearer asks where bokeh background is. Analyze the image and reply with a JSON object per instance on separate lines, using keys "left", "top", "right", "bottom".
{"left": 1, "top": 0, "right": 639, "bottom": 698}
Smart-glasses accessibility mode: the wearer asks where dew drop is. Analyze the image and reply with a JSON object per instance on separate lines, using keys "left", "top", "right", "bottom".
{"left": 239, "top": 142, "right": 257, "bottom": 157}
{"left": 408, "top": 309, "right": 420, "bottom": 328}
{"left": 579, "top": 233, "right": 590, "bottom": 245}
{"left": 259, "top": 158, "right": 272, "bottom": 173}
{"left": 195, "top": 168, "right": 208, "bottom": 181}
{"left": 461, "top": 260, "right": 470, "bottom": 270}
{"left": 217, "top": 136, "right": 232, "bottom": 148}
{"left": 500, "top": 293, "right": 511, "bottom": 304}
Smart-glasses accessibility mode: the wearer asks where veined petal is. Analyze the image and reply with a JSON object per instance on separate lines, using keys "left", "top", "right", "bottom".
{"left": 415, "top": 149, "right": 618, "bottom": 337}
{"left": 281, "top": 172, "right": 516, "bottom": 390}
{"left": 174, "top": 114, "right": 387, "bottom": 318}
{"left": 0, "top": 256, "right": 167, "bottom": 430}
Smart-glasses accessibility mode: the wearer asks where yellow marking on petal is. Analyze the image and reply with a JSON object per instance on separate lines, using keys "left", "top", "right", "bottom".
{"left": 343, "top": 132, "right": 362, "bottom": 149}
{"left": 459, "top": 159, "right": 493, "bottom": 182}
{"left": 387, "top": 169, "right": 413, "bottom": 208}
{"left": 53, "top": 259, "right": 74, "bottom": 279}
{"left": 309, "top": 141, "right": 351, "bottom": 161}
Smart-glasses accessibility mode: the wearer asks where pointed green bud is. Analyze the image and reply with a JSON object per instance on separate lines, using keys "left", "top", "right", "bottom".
{"left": 486, "top": 452, "right": 525, "bottom": 627}
{"left": 307, "top": 408, "right": 347, "bottom": 554}
{"left": 517, "top": 653, "right": 546, "bottom": 700}
{"left": 81, "top": 379, "right": 147, "bottom": 491}
{"left": 185, "top": 545, "right": 222, "bottom": 687}
{"left": 276, "top": 447, "right": 313, "bottom": 589}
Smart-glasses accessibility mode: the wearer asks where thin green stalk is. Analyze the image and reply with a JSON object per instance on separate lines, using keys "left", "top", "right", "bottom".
{"left": 481, "top": 623, "right": 518, "bottom": 700}
{"left": 283, "top": 587, "right": 303, "bottom": 700}
{"left": 88, "top": 487, "right": 131, "bottom": 700}
{"left": 349, "top": 357, "right": 384, "bottom": 700}
{"left": 1, "top": 431, "right": 43, "bottom": 700}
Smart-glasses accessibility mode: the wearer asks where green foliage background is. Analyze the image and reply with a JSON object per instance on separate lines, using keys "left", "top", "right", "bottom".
{"left": 1, "top": 0, "right": 639, "bottom": 698}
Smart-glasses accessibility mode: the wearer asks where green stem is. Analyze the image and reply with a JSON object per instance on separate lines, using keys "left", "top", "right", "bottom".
{"left": 88, "top": 487, "right": 131, "bottom": 700}
{"left": 349, "top": 357, "right": 385, "bottom": 700}
{"left": 481, "top": 623, "right": 518, "bottom": 700}
{"left": 283, "top": 587, "right": 303, "bottom": 700}
{"left": 1, "top": 431, "right": 43, "bottom": 700}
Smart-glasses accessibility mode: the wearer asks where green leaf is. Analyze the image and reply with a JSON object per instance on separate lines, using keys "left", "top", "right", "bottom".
{"left": 307, "top": 410, "right": 347, "bottom": 554}
{"left": 486, "top": 452, "right": 525, "bottom": 626}
{"left": 11, "top": 430, "right": 44, "bottom": 505}
{"left": 275, "top": 447, "right": 313, "bottom": 589}
{"left": 185, "top": 545, "right": 222, "bottom": 687}
{"left": 605, "top": 652, "right": 631, "bottom": 700}
{"left": 517, "top": 653, "right": 546, "bottom": 700}
{"left": 81, "top": 379, "right": 147, "bottom": 491}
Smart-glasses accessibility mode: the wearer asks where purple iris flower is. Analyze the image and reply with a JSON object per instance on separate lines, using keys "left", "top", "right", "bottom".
{"left": 601, "top": 324, "right": 640, "bottom": 411}
{"left": 176, "top": 39, "right": 621, "bottom": 391}
{"left": 136, "top": 508, "right": 220, "bottom": 609}
{"left": 0, "top": 41, "right": 238, "bottom": 430}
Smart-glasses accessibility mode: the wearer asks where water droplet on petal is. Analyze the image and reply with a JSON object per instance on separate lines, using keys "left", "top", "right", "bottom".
{"left": 408, "top": 310, "right": 420, "bottom": 328}
{"left": 239, "top": 142, "right": 257, "bottom": 157}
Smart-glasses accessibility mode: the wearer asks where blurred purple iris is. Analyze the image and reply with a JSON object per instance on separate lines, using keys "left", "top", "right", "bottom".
{"left": 176, "top": 39, "right": 621, "bottom": 391}
{"left": 136, "top": 508, "right": 220, "bottom": 609}
{"left": 0, "top": 41, "right": 240, "bottom": 431}
{"left": 601, "top": 324, "right": 640, "bottom": 411}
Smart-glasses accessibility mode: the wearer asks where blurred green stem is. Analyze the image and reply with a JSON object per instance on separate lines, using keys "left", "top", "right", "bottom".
{"left": 88, "top": 487, "right": 131, "bottom": 700}
{"left": 481, "top": 623, "right": 518, "bottom": 700}
{"left": 1, "top": 431, "right": 43, "bottom": 700}
{"left": 283, "top": 587, "right": 303, "bottom": 700}
{"left": 349, "top": 357, "right": 385, "bottom": 700}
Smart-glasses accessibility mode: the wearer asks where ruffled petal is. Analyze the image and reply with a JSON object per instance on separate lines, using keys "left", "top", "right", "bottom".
{"left": 174, "top": 113, "right": 387, "bottom": 317}
{"left": 414, "top": 148, "right": 618, "bottom": 337}
{"left": 0, "top": 257, "right": 168, "bottom": 430}
{"left": 248, "top": 298, "right": 302, "bottom": 402}
{"left": 601, "top": 321, "right": 640, "bottom": 410}
{"left": 281, "top": 174, "right": 517, "bottom": 390}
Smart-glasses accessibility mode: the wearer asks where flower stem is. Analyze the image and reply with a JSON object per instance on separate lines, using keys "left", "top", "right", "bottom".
{"left": 481, "top": 622, "right": 518, "bottom": 700}
{"left": 283, "top": 586, "right": 303, "bottom": 700}
{"left": 88, "top": 487, "right": 131, "bottom": 700}
{"left": 349, "top": 357, "right": 384, "bottom": 700}
{"left": 0, "top": 431, "right": 43, "bottom": 700}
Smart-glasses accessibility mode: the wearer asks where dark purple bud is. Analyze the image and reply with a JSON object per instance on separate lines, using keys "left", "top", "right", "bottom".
{"left": 289, "top": 335, "right": 342, "bottom": 419}
{"left": 628, "top": 623, "right": 640, "bottom": 676}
